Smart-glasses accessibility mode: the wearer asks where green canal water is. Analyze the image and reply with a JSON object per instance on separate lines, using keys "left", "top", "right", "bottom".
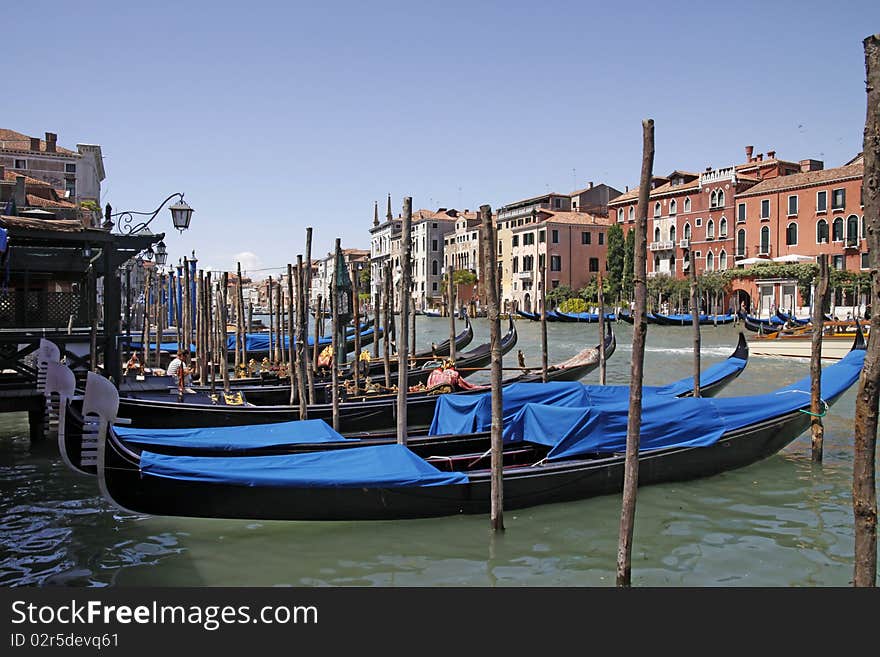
{"left": 0, "top": 318, "right": 873, "bottom": 587}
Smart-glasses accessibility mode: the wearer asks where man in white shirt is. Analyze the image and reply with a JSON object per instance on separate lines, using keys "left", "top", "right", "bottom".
{"left": 166, "top": 350, "right": 193, "bottom": 386}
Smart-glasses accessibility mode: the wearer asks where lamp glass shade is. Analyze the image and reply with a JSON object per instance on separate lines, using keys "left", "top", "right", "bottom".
{"left": 155, "top": 241, "right": 168, "bottom": 265}
{"left": 169, "top": 200, "right": 194, "bottom": 231}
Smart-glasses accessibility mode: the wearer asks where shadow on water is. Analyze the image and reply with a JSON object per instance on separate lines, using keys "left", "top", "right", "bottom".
{"left": 0, "top": 319, "right": 873, "bottom": 587}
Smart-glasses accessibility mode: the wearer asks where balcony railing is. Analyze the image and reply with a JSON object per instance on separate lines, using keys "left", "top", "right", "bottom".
{"left": 649, "top": 241, "right": 675, "bottom": 252}
{"left": 515, "top": 270, "right": 532, "bottom": 280}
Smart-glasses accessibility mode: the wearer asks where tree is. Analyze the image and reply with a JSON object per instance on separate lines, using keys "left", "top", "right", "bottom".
{"left": 606, "top": 224, "right": 625, "bottom": 300}
{"left": 546, "top": 284, "right": 574, "bottom": 309}
{"left": 621, "top": 228, "right": 635, "bottom": 301}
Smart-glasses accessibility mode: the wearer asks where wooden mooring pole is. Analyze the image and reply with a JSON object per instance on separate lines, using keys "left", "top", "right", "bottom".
{"left": 397, "top": 197, "right": 412, "bottom": 445}
{"left": 810, "top": 253, "right": 829, "bottom": 462}
{"left": 331, "top": 240, "right": 341, "bottom": 431}
{"left": 287, "top": 263, "right": 299, "bottom": 407}
{"left": 305, "top": 228, "right": 316, "bottom": 403}
{"left": 295, "top": 257, "right": 309, "bottom": 419}
{"left": 853, "top": 32, "right": 879, "bottom": 588}
{"left": 540, "top": 255, "right": 548, "bottom": 383}
{"left": 617, "top": 118, "right": 654, "bottom": 587}
{"left": 353, "top": 262, "right": 361, "bottom": 392}
{"left": 383, "top": 262, "right": 392, "bottom": 388}
{"left": 448, "top": 261, "right": 456, "bottom": 362}
{"left": 689, "top": 248, "right": 701, "bottom": 397}
{"left": 482, "top": 204, "right": 504, "bottom": 531}
{"left": 598, "top": 271, "right": 606, "bottom": 385}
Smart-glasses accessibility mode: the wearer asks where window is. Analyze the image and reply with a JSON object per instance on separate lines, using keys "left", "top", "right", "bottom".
{"left": 617, "top": 209, "right": 624, "bottom": 222}
{"left": 512, "top": 257, "right": 519, "bottom": 273}
{"left": 65, "top": 179, "right": 76, "bottom": 197}
{"left": 760, "top": 226, "right": 770, "bottom": 254}
{"left": 512, "top": 235, "right": 519, "bottom": 247}
{"left": 589, "top": 258, "right": 599, "bottom": 272}
{"left": 706, "top": 251, "right": 714, "bottom": 271}
{"left": 832, "top": 188, "right": 845, "bottom": 210}
{"left": 669, "top": 199, "right": 677, "bottom": 215}
{"left": 581, "top": 231, "right": 591, "bottom": 245}
{"left": 669, "top": 226, "right": 676, "bottom": 243}
{"left": 432, "top": 260, "right": 438, "bottom": 276}
{"left": 524, "top": 233, "right": 535, "bottom": 246}
{"left": 817, "top": 219, "right": 829, "bottom": 243}
{"left": 719, "top": 217, "right": 727, "bottom": 237}
{"left": 717, "top": 190, "right": 725, "bottom": 207}
{"left": 719, "top": 250, "right": 727, "bottom": 270}
{"left": 654, "top": 226, "right": 661, "bottom": 242}
{"left": 432, "top": 239, "right": 438, "bottom": 251}
{"left": 432, "top": 282, "right": 438, "bottom": 291}
{"left": 788, "top": 195, "right": 798, "bottom": 216}
{"left": 554, "top": 198, "right": 562, "bottom": 209}
{"left": 832, "top": 217, "right": 844, "bottom": 241}
{"left": 786, "top": 222, "right": 798, "bottom": 246}
{"left": 551, "top": 229, "right": 559, "bottom": 244}
{"left": 683, "top": 222, "right": 692, "bottom": 240}
{"left": 736, "top": 229, "right": 746, "bottom": 256}
{"left": 760, "top": 199, "right": 770, "bottom": 219}
{"left": 706, "top": 219, "right": 715, "bottom": 239}
{"left": 816, "top": 191, "right": 827, "bottom": 213}
{"left": 862, "top": 252, "right": 869, "bottom": 269}
{"left": 538, "top": 230, "right": 546, "bottom": 243}
{"left": 847, "top": 215, "right": 859, "bottom": 244}
{"left": 65, "top": 163, "right": 76, "bottom": 174}
{"left": 14, "top": 159, "right": 25, "bottom": 168}
{"left": 710, "top": 190, "right": 718, "bottom": 208}
{"left": 598, "top": 232, "right": 604, "bottom": 245}
{"left": 684, "top": 197, "right": 691, "bottom": 212}
{"left": 862, "top": 215, "right": 866, "bottom": 238}
{"left": 629, "top": 207, "right": 634, "bottom": 222}
{"left": 737, "top": 203, "right": 746, "bottom": 223}
{"left": 654, "top": 202, "right": 661, "bottom": 218}
{"left": 550, "top": 255, "right": 562, "bottom": 272}
{"left": 498, "top": 240, "right": 502, "bottom": 255}
{"left": 695, "top": 217, "right": 702, "bottom": 227}
{"left": 832, "top": 255, "right": 845, "bottom": 271}
{"left": 552, "top": 280, "right": 560, "bottom": 289}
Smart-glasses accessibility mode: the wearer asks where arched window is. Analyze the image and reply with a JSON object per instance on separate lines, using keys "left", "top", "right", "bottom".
{"left": 719, "top": 250, "right": 727, "bottom": 270}
{"left": 654, "top": 202, "right": 661, "bottom": 218}
{"left": 847, "top": 215, "right": 859, "bottom": 243}
{"left": 654, "top": 226, "right": 661, "bottom": 242}
{"left": 706, "top": 251, "right": 714, "bottom": 271}
{"left": 683, "top": 222, "right": 691, "bottom": 240}
{"left": 669, "top": 225, "right": 676, "bottom": 244}
{"left": 710, "top": 190, "right": 717, "bottom": 208}
{"left": 653, "top": 254, "right": 660, "bottom": 271}
{"left": 760, "top": 226, "right": 770, "bottom": 254}
{"left": 706, "top": 219, "right": 715, "bottom": 239}
{"left": 717, "top": 190, "right": 725, "bottom": 207}
{"left": 629, "top": 207, "right": 634, "bottom": 221}
{"left": 669, "top": 199, "right": 677, "bottom": 215}
{"left": 737, "top": 229, "right": 746, "bottom": 256}
{"left": 684, "top": 197, "right": 691, "bottom": 212}
{"left": 432, "top": 260, "right": 438, "bottom": 276}
{"left": 832, "top": 217, "right": 844, "bottom": 241}
{"left": 817, "top": 219, "right": 829, "bottom": 243}
{"left": 862, "top": 215, "right": 866, "bottom": 238}
{"left": 719, "top": 217, "right": 727, "bottom": 237}
{"left": 617, "top": 209, "right": 624, "bottom": 222}
{"left": 786, "top": 222, "right": 798, "bottom": 246}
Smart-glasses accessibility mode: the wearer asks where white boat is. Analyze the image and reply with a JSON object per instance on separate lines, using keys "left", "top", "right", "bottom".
{"left": 748, "top": 323, "right": 866, "bottom": 361}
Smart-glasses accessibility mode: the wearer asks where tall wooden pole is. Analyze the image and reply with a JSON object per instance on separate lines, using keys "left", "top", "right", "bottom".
{"left": 233, "top": 276, "right": 241, "bottom": 374}
{"left": 448, "top": 261, "right": 456, "bottom": 362}
{"left": 141, "top": 268, "right": 151, "bottom": 369}
{"left": 689, "top": 249, "right": 701, "bottom": 397}
{"left": 312, "top": 293, "right": 322, "bottom": 394}
{"left": 373, "top": 290, "right": 381, "bottom": 359}
{"left": 352, "top": 263, "right": 361, "bottom": 392}
{"left": 276, "top": 282, "right": 283, "bottom": 366}
{"left": 331, "top": 240, "right": 342, "bottom": 430}
{"left": 383, "top": 262, "right": 392, "bottom": 387}
{"left": 221, "top": 272, "right": 230, "bottom": 392}
{"left": 267, "top": 276, "right": 275, "bottom": 367}
{"left": 295, "top": 257, "right": 309, "bottom": 418}
{"left": 205, "top": 273, "right": 215, "bottom": 393}
{"left": 238, "top": 262, "right": 247, "bottom": 370}
{"left": 182, "top": 257, "right": 191, "bottom": 360}
{"left": 853, "top": 32, "right": 880, "bottom": 588}
{"left": 304, "top": 227, "right": 316, "bottom": 401}
{"left": 396, "top": 198, "right": 413, "bottom": 445}
{"left": 540, "top": 249, "right": 548, "bottom": 382}
{"left": 287, "top": 263, "right": 299, "bottom": 407}
{"left": 482, "top": 204, "right": 504, "bottom": 531}
{"left": 617, "top": 118, "right": 654, "bottom": 587}
{"left": 598, "top": 270, "right": 606, "bottom": 385}
{"left": 810, "top": 254, "right": 829, "bottom": 462}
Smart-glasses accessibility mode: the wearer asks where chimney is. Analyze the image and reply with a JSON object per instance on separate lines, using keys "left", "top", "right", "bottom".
{"left": 799, "top": 159, "right": 824, "bottom": 172}
{"left": 14, "top": 175, "right": 26, "bottom": 207}
{"left": 757, "top": 153, "right": 763, "bottom": 162}
{"left": 705, "top": 166, "right": 712, "bottom": 172}
{"left": 29, "top": 137, "right": 40, "bottom": 151}
{"left": 45, "top": 132, "right": 57, "bottom": 153}
{"left": 589, "top": 181, "right": 593, "bottom": 189}
{"left": 767, "top": 150, "right": 775, "bottom": 160}
{"left": 745, "top": 145, "right": 754, "bottom": 162}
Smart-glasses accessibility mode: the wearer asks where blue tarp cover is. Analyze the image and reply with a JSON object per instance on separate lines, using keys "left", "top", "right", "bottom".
{"left": 428, "top": 355, "right": 748, "bottom": 436}
{"left": 116, "top": 418, "right": 357, "bottom": 451}
{"left": 125, "top": 327, "right": 377, "bottom": 352}
{"left": 507, "top": 348, "right": 865, "bottom": 461}
{"left": 140, "top": 443, "right": 469, "bottom": 488}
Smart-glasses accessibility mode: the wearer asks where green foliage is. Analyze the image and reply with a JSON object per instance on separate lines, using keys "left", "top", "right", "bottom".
{"left": 605, "top": 224, "right": 624, "bottom": 300}
{"left": 546, "top": 284, "right": 575, "bottom": 308}
{"left": 558, "top": 297, "right": 587, "bottom": 313}
{"left": 577, "top": 276, "right": 612, "bottom": 303}
{"left": 454, "top": 270, "right": 477, "bottom": 286}
{"left": 359, "top": 267, "right": 371, "bottom": 289}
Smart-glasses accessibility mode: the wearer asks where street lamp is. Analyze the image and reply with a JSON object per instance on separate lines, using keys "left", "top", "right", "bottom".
{"left": 154, "top": 240, "right": 168, "bottom": 266}
{"left": 107, "top": 192, "right": 194, "bottom": 235}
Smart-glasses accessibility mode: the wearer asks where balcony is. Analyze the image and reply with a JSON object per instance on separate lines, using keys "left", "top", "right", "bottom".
{"left": 649, "top": 241, "right": 674, "bottom": 252}
{"left": 515, "top": 270, "right": 533, "bottom": 280}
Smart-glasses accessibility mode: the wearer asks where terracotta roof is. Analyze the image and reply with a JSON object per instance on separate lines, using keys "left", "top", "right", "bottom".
{"left": 539, "top": 210, "right": 614, "bottom": 226}
{"left": 607, "top": 187, "right": 641, "bottom": 205}
{"left": 25, "top": 193, "right": 77, "bottom": 209}
{"left": 3, "top": 170, "right": 53, "bottom": 187}
{"left": 737, "top": 162, "right": 863, "bottom": 197}
{"left": 0, "top": 129, "right": 77, "bottom": 156}
{"left": 0, "top": 215, "right": 84, "bottom": 232}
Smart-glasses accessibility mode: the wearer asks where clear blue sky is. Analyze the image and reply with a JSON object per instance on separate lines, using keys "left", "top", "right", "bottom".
{"left": 6, "top": 1, "right": 879, "bottom": 277}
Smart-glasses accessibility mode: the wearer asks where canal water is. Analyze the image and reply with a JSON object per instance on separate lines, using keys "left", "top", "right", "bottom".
{"left": 0, "top": 317, "right": 871, "bottom": 587}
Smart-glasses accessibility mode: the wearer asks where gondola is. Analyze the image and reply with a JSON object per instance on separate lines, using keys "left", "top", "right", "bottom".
{"left": 617, "top": 311, "right": 662, "bottom": 325}
{"left": 650, "top": 312, "right": 736, "bottom": 326}
{"left": 775, "top": 310, "right": 811, "bottom": 326}
{"left": 56, "top": 331, "right": 749, "bottom": 476}
{"left": 93, "top": 330, "right": 861, "bottom": 521}
{"left": 554, "top": 311, "right": 617, "bottom": 323}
